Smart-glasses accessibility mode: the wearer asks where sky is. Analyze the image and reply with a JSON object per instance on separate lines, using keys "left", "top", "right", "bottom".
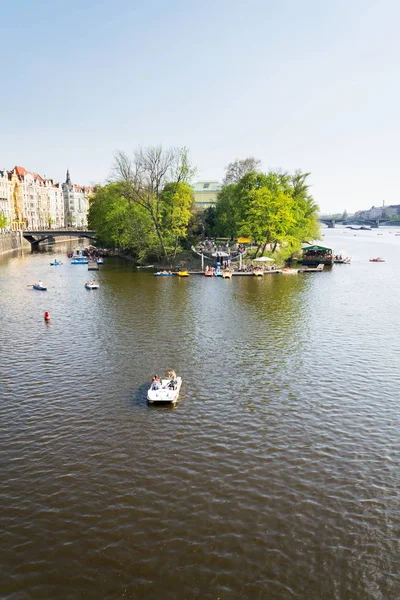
{"left": 1, "top": 0, "right": 400, "bottom": 214}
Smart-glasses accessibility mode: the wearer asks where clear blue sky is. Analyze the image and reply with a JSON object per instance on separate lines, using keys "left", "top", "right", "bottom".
{"left": 1, "top": 0, "right": 399, "bottom": 214}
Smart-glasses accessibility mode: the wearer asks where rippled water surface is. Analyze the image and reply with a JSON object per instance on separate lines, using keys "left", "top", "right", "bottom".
{"left": 1, "top": 229, "right": 399, "bottom": 599}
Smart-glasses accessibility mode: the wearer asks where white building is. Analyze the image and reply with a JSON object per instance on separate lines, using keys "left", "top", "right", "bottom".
{"left": 62, "top": 170, "right": 93, "bottom": 227}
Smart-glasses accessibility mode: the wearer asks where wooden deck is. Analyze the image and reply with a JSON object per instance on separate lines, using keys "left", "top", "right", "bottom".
{"left": 88, "top": 261, "right": 99, "bottom": 271}
{"left": 186, "top": 270, "right": 281, "bottom": 276}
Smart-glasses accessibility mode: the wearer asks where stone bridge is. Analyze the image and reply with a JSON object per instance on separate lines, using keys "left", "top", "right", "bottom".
{"left": 23, "top": 229, "right": 96, "bottom": 249}
{"left": 319, "top": 218, "right": 382, "bottom": 229}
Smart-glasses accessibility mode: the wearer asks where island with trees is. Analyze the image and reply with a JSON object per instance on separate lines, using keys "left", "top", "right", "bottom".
{"left": 88, "top": 148, "right": 320, "bottom": 267}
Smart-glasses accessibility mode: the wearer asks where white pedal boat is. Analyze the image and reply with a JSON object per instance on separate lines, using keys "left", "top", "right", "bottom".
{"left": 147, "top": 377, "right": 182, "bottom": 404}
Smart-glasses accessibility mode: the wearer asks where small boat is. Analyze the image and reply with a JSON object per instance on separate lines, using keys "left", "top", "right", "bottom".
{"left": 96, "top": 258, "right": 104, "bottom": 264}
{"left": 33, "top": 283, "right": 47, "bottom": 291}
{"left": 177, "top": 271, "right": 189, "bottom": 277}
{"left": 85, "top": 281, "right": 99, "bottom": 289}
{"left": 214, "top": 268, "right": 223, "bottom": 277}
{"left": 204, "top": 270, "right": 214, "bottom": 277}
{"left": 71, "top": 256, "right": 88, "bottom": 264}
{"left": 71, "top": 249, "right": 88, "bottom": 264}
{"left": 154, "top": 271, "right": 173, "bottom": 276}
{"left": 222, "top": 270, "right": 233, "bottom": 279}
{"left": 334, "top": 256, "right": 351, "bottom": 264}
{"left": 369, "top": 257, "right": 385, "bottom": 262}
{"left": 50, "top": 260, "right": 63, "bottom": 266}
{"left": 147, "top": 376, "right": 182, "bottom": 404}
{"left": 281, "top": 268, "right": 298, "bottom": 274}
{"left": 253, "top": 268, "right": 264, "bottom": 277}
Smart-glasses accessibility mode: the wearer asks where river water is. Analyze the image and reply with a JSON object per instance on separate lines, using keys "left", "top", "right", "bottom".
{"left": 0, "top": 228, "right": 399, "bottom": 600}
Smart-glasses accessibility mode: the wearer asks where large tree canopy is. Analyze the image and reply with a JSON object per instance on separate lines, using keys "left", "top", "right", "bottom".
{"left": 213, "top": 169, "right": 320, "bottom": 255}
{"left": 112, "top": 146, "right": 195, "bottom": 260}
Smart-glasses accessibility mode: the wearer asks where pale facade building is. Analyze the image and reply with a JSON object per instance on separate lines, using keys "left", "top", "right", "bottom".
{"left": 0, "top": 169, "right": 11, "bottom": 230}
{"left": 62, "top": 170, "right": 93, "bottom": 227}
{"left": 192, "top": 181, "right": 222, "bottom": 210}
{"left": 0, "top": 165, "right": 91, "bottom": 230}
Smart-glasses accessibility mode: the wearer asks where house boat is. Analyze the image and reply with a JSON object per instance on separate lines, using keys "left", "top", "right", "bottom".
{"left": 297, "top": 243, "right": 334, "bottom": 266}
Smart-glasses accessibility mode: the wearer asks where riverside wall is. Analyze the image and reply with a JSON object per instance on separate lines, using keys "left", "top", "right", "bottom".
{"left": 0, "top": 232, "right": 31, "bottom": 255}
{"left": 0, "top": 232, "right": 78, "bottom": 255}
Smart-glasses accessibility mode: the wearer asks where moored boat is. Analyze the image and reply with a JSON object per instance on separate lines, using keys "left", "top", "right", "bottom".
{"left": 177, "top": 271, "right": 189, "bottom": 277}
{"left": 253, "top": 268, "right": 264, "bottom": 277}
{"left": 281, "top": 267, "right": 298, "bottom": 274}
{"left": 96, "top": 258, "right": 104, "bottom": 264}
{"left": 154, "top": 271, "right": 172, "bottom": 276}
{"left": 147, "top": 375, "right": 182, "bottom": 404}
{"left": 71, "top": 248, "right": 88, "bottom": 264}
{"left": 222, "top": 270, "right": 233, "bottom": 279}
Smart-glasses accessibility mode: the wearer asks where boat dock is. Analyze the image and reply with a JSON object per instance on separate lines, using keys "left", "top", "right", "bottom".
{"left": 88, "top": 261, "right": 99, "bottom": 271}
{"left": 181, "top": 265, "right": 325, "bottom": 276}
{"left": 186, "top": 270, "right": 281, "bottom": 276}
{"left": 298, "top": 264, "right": 325, "bottom": 273}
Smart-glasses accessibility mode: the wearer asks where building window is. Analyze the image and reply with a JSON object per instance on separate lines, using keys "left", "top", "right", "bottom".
{"left": 203, "top": 183, "right": 210, "bottom": 189}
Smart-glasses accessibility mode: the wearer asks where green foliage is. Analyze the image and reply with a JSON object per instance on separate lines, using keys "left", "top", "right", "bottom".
{"left": 88, "top": 178, "right": 194, "bottom": 263}
{"left": 113, "top": 146, "right": 195, "bottom": 260}
{"left": 160, "top": 182, "right": 194, "bottom": 257}
{"left": 0, "top": 212, "right": 7, "bottom": 229}
{"left": 213, "top": 169, "right": 320, "bottom": 253}
{"left": 88, "top": 183, "right": 155, "bottom": 257}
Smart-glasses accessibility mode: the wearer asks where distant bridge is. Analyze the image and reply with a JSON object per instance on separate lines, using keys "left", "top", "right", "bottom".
{"left": 23, "top": 229, "right": 96, "bottom": 248}
{"left": 318, "top": 218, "right": 389, "bottom": 229}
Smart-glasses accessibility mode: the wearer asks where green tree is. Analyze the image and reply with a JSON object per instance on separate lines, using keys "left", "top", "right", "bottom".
{"left": 213, "top": 169, "right": 320, "bottom": 257}
{"left": 0, "top": 212, "right": 7, "bottom": 229}
{"left": 113, "top": 146, "right": 196, "bottom": 260}
{"left": 223, "top": 157, "right": 261, "bottom": 185}
{"left": 160, "top": 182, "right": 194, "bottom": 259}
{"left": 88, "top": 183, "right": 154, "bottom": 256}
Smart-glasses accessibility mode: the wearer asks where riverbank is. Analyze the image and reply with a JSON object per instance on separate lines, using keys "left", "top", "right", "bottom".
{"left": 0, "top": 233, "right": 87, "bottom": 256}
{"left": 0, "top": 232, "right": 30, "bottom": 255}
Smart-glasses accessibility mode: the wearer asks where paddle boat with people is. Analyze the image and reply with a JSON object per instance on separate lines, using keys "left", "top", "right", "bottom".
{"left": 50, "top": 259, "right": 63, "bottom": 266}
{"left": 147, "top": 371, "right": 182, "bottom": 404}
{"left": 32, "top": 281, "right": 47, "bottom": 291}
{"left": 154, "top": 270, "right": 173, "bottom": 276}
{"left": 85, "top": 281, "right": 99, "bottom": 289}
{"left": 369, "top": 257, "right": 385, "bottom": 262}
{"left": 334, "top": 255, "right": 351, "bottom": 264}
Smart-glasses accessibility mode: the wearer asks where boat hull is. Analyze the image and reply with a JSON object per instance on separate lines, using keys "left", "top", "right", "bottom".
{"left": 33, "top": 285, "right": 47, "bottom": 291}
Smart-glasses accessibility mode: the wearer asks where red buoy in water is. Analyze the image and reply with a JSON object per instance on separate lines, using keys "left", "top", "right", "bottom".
{"left": 44, "top": 311, "right": 50, "bottom": 322}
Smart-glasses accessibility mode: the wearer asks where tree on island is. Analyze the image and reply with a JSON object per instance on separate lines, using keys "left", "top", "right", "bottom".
{"left": 223, "top": 157, "right": 261, "bottom": 185}
{"left": 89, "top": 146, "right": 196, "bottom": 262}
{"left": 213, "top": 168, "right": 320, "bottom": 257}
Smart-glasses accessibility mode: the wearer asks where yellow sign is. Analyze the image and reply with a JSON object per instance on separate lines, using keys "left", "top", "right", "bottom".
{"left": 237, "top": 237, "right": 251, "bottom": 244}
